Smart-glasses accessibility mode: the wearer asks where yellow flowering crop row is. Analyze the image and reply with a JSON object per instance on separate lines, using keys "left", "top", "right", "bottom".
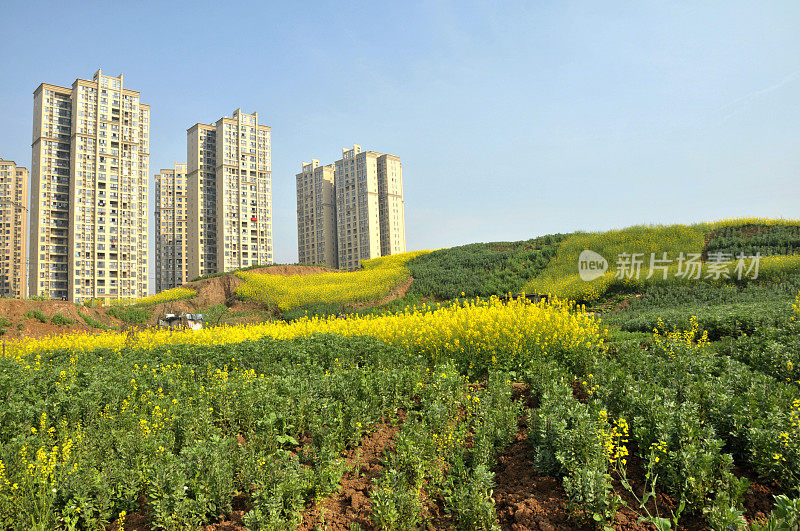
{"left": 598, "top": 410, "right": 630, "bottom": 468}
{"left": 110, "top": 287, "right": 197, "bottom": 307}
{"left": 6, "top": 296, "right": 605, "bottom": 370}
{"left": 234, "top": 250, "right": 430, "bottom": 311}
{"left": 757, "top": 255, "right": 800, "bottom": 282}
{"left": 705, "top": 217, "right": 800, "bottom": 229}
{"left": 652, "top": 315, "right": 709, "bottom": 361}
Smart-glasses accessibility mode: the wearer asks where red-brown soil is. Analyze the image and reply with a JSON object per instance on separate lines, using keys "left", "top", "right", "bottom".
{"left": 204, "top": 494, "right": 249, "bottom": 531}
{"left": 590, "top": 293, "right": 643, "bottom": 315}
{"left": 106, "top": 494, "right": 151, "bottom": 531}
{"left": 734, "top": 465, "right": 785, "bottom": 525}
{"left": 297, "top": 413, "right": 405, "bottom": 530}
{"left": 571, "top": 379, "right": 590, "bottom": 403}
{"left": 0, "top": 299, "right": 122, "bottom": 340}
{"left": 495, "top": 429, "right": 580, "bottom": 531}
{"left": 2, "top": 264, "right": 410, "bottom": 339}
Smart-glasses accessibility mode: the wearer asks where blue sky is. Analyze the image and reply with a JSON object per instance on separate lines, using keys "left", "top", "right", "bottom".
{"left": 1, "top": 1, "right": 799, "bottom": 285}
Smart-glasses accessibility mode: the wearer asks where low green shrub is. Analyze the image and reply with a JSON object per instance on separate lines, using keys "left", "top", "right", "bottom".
{"left": 705, "top": 223, "right": 800, "bottom": 258}
{"left": 408, "top": 234, "right": 566, "bottom": 300}
{"left": 604, "top": 276, "right": 800, "bottom": 339}
{"left": 50, "top": 313, "right": 76, "bottom": 326}
{"left": 371, "top": 468, "right": 423, "bottom": 530}
{"left": 281, "top": 302, "right": 342, "bottom": 321}
{"left": 78, "top": 312, "right": 115, "bottom": 330}
{"left": 610, "top": 301, "right": 792, "bottom": 340}
{"left": 107, "top": 306, "right": 152, "bottom": 324}
{"left": 24, "top": 309, "right": 48, "bottom": 323}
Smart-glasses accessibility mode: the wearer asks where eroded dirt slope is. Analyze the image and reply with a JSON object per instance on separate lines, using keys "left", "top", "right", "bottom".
{"left": 0, "top": 265, "right": 343, "bottom": 339}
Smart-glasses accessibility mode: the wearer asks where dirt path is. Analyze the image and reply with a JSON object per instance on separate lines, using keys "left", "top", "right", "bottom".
{"left": 494, "top": 429, "right": 580, "bottom": 531}
{"left": 298, "top": 414, "right": 405, "bottom": 530}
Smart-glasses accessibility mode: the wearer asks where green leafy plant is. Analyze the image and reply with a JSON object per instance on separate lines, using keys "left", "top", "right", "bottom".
{"left": 370, "top": 468, "right": 423, "bottom": 531}
{"left": 445, "top": 464, "right": 499, "bottom": 530}
{"left": 78, "top": 312, "right": 115, "bottom": 330}
{"left": 24, "top": 309, "right": 48, "bottom": 323}
{"left": 106, "top": 306, "right": 152, "bottom": 324}
{"left": 751, "top": 495, "right": 800, "bottom": 530}
{"left": 50, "top": 313, "right": 76, "bottom": 326}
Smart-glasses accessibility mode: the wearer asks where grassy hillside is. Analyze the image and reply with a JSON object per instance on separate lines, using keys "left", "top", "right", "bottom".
{"left": 273, "top": 235, "right": 568, "bottom": 320}
{"left": 523, "top": 218, "right": 800, "bottom": 303}
{"left": 405, "top": 234, "right": 566, "bottom": 299}
{"left": 524, "top": 224, "right": 706, "bottom": 302}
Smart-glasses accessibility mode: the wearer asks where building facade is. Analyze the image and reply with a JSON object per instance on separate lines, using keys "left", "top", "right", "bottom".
{"left": 187, "top": 109, "right": 272, "bottom": 278}
{"left": 296, "top": 160, "right": 337, "bottom": 268}
{"left": 30, "top": 70, "right": 150, "bottom": 302}
{"left": 335, "top": 145, "right": 382, "bottom": 270}
{"left": 0, "top": 159, "right": 28, "bottom": 298}
{"left": 155, "top": 163, "right": 188, "bottom": 292}
{"left": 296, "top": 145, "right": 406, "bottom": 270}
{"left": 377, "top": 154, "right": 405, "bottom": 257}
{"left": 186, "top": 123, "right": 217, "bottom": 278}
{"left": 30, "top": 83, "right": 71, "bottom": 300}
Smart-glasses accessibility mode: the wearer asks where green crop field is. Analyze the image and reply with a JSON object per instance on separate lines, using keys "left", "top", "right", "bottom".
{"left": 1, "top": 218, "right": 800, "bottom": 530}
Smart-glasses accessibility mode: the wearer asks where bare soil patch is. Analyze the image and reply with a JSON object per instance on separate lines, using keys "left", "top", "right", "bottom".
{"left": 495, "top": 429, "right": 579, "bottom": 531}
{"left": 297, "top": 414, "right": 405, "bottom": 530}
{"left": 733, "top": 465, "right": 784, "bottom": 526}
{"left": 0, "top": 299, "right": 122, "bottom": 340}
{"left": 245, "top": 265, "right": 340, "bottom": 277}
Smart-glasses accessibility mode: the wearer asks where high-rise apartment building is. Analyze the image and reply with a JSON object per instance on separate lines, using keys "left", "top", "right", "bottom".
{"left": 155, "top": 163, "right": 188, "bottom": 292}
{"left": 335, "top": 145, "right": 382, "bottom": 270}
{"left": 187, "top": 109, "right": 272, "bottom": 278}
{"left": 296, "top": 145, "right": 405, "bottom": 270}
{"left": 296, "top": 160, "right": 337, "bottom": 268}
{"left": 30, "top": 69, "right": 150, "bottom": 302}
{"left": 186, "top": 123, "right": 217, "bottom": 278}
{"left": 377, "top": 154, "right": 405, "bottom": 257}
{"left": 0, "top": 158, "right": 28, "bottom": 298}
